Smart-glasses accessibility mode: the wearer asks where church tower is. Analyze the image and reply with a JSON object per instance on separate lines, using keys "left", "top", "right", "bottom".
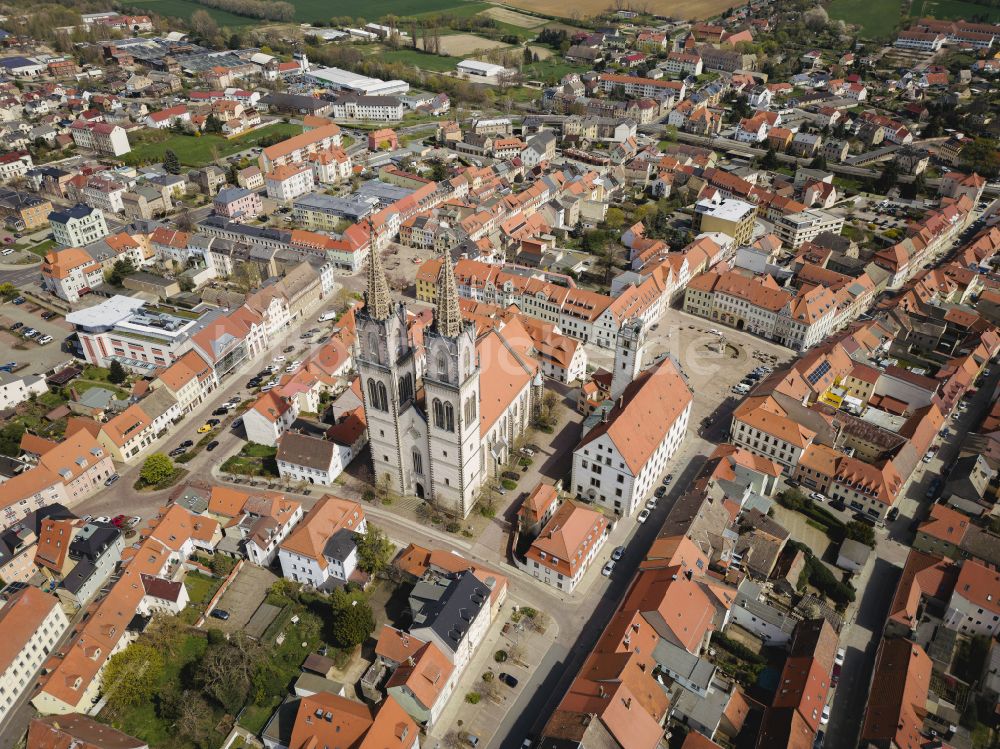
{"left": 354, "top": 242, "right": 419, "bottom": 497}
{"left": 610, "top": 317, "right": 645, "bottom": 400}
{"left": 423, "top": 250, "right": 483, "bottom": 516}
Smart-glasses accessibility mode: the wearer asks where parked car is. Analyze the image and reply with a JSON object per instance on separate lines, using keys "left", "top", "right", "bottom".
{"left": 212, "top": 407, "right": 229, "bottom": 416}
{"left": 112, "top": 515, "right": 127, "bottom": 527}
{"left": 41, "top": 310, "right": 56, "bottom": 319}
{"left": 104, "top": 473, "right": 120, "bottom": 487}
{"left": 637, "top": 509, "right": 651, "bottom": 523}
{"left": 197, "top": 423, "right": 213, "bottom": 433}
{"left": 206, "top": 418, "right": 221, "bottom": 426}
{"left": 820, "top": 704, "right": 831, "bottom": 726}
{"left": 499, "top": 672, "right": 519, "bottom": 688}
{"left": 12, "top": 296, "right": 25, "bottom": 304}
{"left": 168, "top": 447, "right": 186, "bottom": 457}
{"left": 231, "top": 417, "right": 243, "bottom": 429}
{"left": 179, "top": 440, "right": 194, "bottom": 449}
{"left": 663, "top": 473, "right": 673, "bottom": 485}
{"left": 602, "top": 560, "right": 615, "bottom": 577}
{"left": 9, "top": 321, "right": 22, "bottom": 330}
{"left": 520, "top": 447, "right": 535, "bottom": 457}
{"left": 654, "top": 485, "right": 667, "bottom": 499}
{"left": 809, "top": 492, "right": 826, "bottom": 503}
{"left": 611, "top": 546, "right": 624, "bottom": 561}
{"left": 209, "top": 609, "right": 230, "bottom": 621}
{"left": 206, "top": 441, "right": 220, "bottom": 452}
{"left": 646, "top": 497, "right": 658, "bottom": 510}
{"left": 37, "top": 335, "right": 52, "bottom": 345}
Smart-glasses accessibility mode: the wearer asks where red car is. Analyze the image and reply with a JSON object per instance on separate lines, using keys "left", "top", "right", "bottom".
{"left": 112, "top": 515, "right": 127, "bottom": 527}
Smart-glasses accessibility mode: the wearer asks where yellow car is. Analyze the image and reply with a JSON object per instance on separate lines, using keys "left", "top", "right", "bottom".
{"left": 197, "top": 424, "right": 213, "bottom": 434}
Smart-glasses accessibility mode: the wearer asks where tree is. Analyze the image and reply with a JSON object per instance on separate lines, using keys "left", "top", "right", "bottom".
{"left": 205, "top": 113, "right": 223, "bottom": 134}
{"left": 844, "top": 520, "right": 876, "bottom": 548}
{"left": 178, "top": 691, "right": 215, "bottom": 744}
{"left": 190, "top": 9, "right": 219, "bottom": 42}
{"left": 175, "top": 207, "right": 195, "bottom": 232}
{"left": 356, "top": 524, "right": 394, "bottom": 577}
{"left": 330, "top": 592, "right": 375, "bottom": 648}
{"left": 163, "top": 149, "right": 181, "bottom": 175}
{"left": 960, "top": 137, "right": 1000, "bottom": 179}
{"left": 874, "top": 160, "right": 900, "bottom": 194}
{"left": 197, "top": 631, "right": 262, "bottom": 712}
{"left": 0, "top": 282, "right": 17, "bottom": 299}
{"left": 809, "top": 154, "right": 827, "bottom": 170}
{"left": 108, "top": 359, "right": 128, "bottom": 385}
{"left": 139, "top": 453, "right": 174, "bottom": 486}
{"left": 101, "top": 643, "right": 164, "bottom": 713}
{"left": 227, "top": 162, "right": 240, "bottom": 186}
{"left": 603, "top": 207, "right": 626, "bottom": 232}
{"left": 0, "top": 422, "right": 26, "bottom": 457}
{"left": 761, "top": 147, "right": 779, "bottom": 169}
{"left": 107, "top": 258, "right": 136, "bottom": 286}
{"left": 142, "top": 614, "right": 186, "bottom": 657}
{"left": 232, "top": 262, "right": 261, "bottom": 293}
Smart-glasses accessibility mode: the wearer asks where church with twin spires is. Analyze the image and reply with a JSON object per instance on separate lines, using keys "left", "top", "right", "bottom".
{"left": 354, "top": 247, "right": 543, "bottom": 518}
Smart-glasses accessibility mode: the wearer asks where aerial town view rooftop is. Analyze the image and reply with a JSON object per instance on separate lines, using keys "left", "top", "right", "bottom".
{"left": 0, "top": 0, "right": 998, "bottom": 747}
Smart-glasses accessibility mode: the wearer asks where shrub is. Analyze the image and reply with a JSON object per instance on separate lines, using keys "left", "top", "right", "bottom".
{"left": 445, "top": 521, "right": 461, "bottom": 533}
{"left": 482, "top": 671, "right": 494, "bottom": 682}
{"left": 465, "top": 692, "right": 481, "bottom": 704}
{"left": 502, "top": 479, "right": 517, "bottom": 490}
{"left": 494, "top": 650, "right": 508, "bottom": 663}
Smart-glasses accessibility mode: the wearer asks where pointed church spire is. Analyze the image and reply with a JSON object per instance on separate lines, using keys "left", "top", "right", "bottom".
{"left": 364, "top": 222, "right": 391, "bottom": 321}
{"left": 435, "top": 249, "right": 462, "bottom": 338}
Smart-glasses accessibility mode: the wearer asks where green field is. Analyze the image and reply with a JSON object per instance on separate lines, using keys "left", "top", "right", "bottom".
{"left": 125, "top": 0, "right": 256, "bottom": 26}
{"left": 378, "top": 47, "right": 460, "bottom": 71}
{"left": 124, "top": 123, "right": 302, "bottom": 168}
{"left": 828, "top": 0, "right": 903, "bottom": 37}
{"left": 910, "top": 0, "right": 1000, "bottom": 21}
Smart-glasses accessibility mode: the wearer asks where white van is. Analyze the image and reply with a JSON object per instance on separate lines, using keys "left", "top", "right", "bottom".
{"left": 319, "top": 310, "right": 337, "bottom": 322}
{"left": 732, "top": 383, "right": 750, "bottom": 394}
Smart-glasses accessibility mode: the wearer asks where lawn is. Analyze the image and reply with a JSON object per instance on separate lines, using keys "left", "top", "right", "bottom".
{"left": 910, "top": 0, "right": 1000, "bottom": 21}
{"left": 521, "top": 56, "right": 591, "bottom": 84}
{"left": 185, "top": 571, "right": 224, "bottom": 606}
{"left": 378, "top": 47, "right": 459, "bottom": 72}
{"left": 828, "top": 0, "right": 903, "bottom": 38}
{"left": 22, "top": 238, "right": 56, "bottom": 258}
{"left": 221, "top": 443, "right": 279, "bottom": 477}
{"left": 124, "top": 0, "right": 256, "bottom": 26}
{"left": 123, "top": 123, "right": 302, "bottom": 168}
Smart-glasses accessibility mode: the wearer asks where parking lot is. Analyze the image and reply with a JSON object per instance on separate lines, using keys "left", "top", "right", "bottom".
{"left": 208, "top": 564, "right": 278, "bottom": 633}
{"left": 0, "top": 299, "right": 74, "bottom": 373}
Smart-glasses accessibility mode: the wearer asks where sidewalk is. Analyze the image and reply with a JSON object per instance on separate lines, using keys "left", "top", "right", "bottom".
{"left": 426, "top": 594, "right": 561, "bottom": 747}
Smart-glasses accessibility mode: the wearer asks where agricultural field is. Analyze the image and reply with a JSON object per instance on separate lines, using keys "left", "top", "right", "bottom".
{"left": 417, "top": 31, "right": 512, "bottom": 56}
{"left": 124, "top": 122, "right": 302, "bottom": 168}
{"left": 910, "top": 0, "right": 1000, "bottom": 21}
{"left": 503, "top": 0, "right": 743, "bottom": 20}
{"left": 126, "top": 0, "right": 256, "bottom": 26}
{"left": 283, "top": 0, "right": 483, "bottom": 23}
{"left": 828, "top": 0, "right": 905, "bottom": 37}
{"left": 478, "top": 6, "right": 547, "bottom": 27}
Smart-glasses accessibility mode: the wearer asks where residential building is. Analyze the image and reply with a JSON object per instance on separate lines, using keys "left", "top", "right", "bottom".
{"left": 244, "top": 391, "right": 300, "bottom": 447}
{"left": 266, "top": 164, "right": 315, "bottom": 202}
{"left": 0, "top": 370, "right": 47, "bottom": 409}
{"left": 0, "top": 588, "right": 70, "bottom": 725}
{"left": 41, "top": 246, "right": 105, "bottom": 303}
{"left": 69, "top": 120, "right": 130, "bottom": 156}
{"left": 944, "top": 559, "right": 1000, "bottom": 636}
{"left": 694, "top": 197, "right": 757, "bottom": 246}
{"left": 525, "top": 500, "right": 610, "bottom": 592}
{"left": 259, "top": 123, "right": 343, "bottom": 173}
{"left": 213, "top": 186, "right": 263, "bottom": 222}
{"left": 774, "top": 209, "right": 845, "bottom": 249}
{"left": 278, "top": 494, "right": 367, "bottom": 588}
{"left": 48, "top": 204, "right": 108, "bottom": 247}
